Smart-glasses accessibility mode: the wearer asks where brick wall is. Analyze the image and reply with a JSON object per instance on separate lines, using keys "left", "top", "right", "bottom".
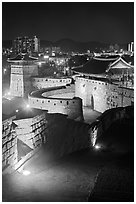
{"left": 44, "top": 113, "right": 90, "bottom": 158}
{"left": 14, "top": 112, "right": 47, "bottom": 149}
{"left": 32, "top": 77, "right": 72, "bottom": 89}
{"left": 28, "top": 87, "right": 84, "bottom": 121}
{"left": 2, "top": 116, "right": 18, "bottom": 169}
{"left": 75, "top": 77, "right": 134, "bottom": 113}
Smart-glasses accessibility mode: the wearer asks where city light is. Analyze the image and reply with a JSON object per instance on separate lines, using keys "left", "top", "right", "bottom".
{"left": 3, "top": 91, "right": 13, "bottom": 100}
{"left": 44, "top": 55, "right": 49, "bottom": 59}
{"left": 16, "top": 109, "right": 19, "bottom": 113}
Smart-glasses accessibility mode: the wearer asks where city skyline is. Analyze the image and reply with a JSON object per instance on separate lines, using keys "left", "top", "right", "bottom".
{"left": 2, "top": 2, "right": 134, "bottom": 44}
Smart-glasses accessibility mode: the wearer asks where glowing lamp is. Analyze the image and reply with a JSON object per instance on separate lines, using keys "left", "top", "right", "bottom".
{"left": 7, "top": 92, "right": 11, "bottom": 96}
{"left": 4, "top": 68, "right": 6, "bottom": 73}
{"left": 44, "top": 55, "right": 49, "bottom": 59}
{"left": 22, "top": 170, "right": 31, "bottom": 176}
{"left": 26, "top": 104, "right": 30, "bottom": 109}
{"left": 94, "top": 144, "right": 101, "bottom": 150}
{"left": 16, "top": 109, "right": 19, "bottom": 113}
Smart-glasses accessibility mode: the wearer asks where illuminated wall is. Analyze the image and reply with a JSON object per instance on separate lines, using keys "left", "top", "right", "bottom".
{"left": 28, "top": 87, "right": 84, "bottom": 121}
{"left": 14, "top": 112, "right": 47, "bottom": 149}
{"left": 32, "top": 77, "right": 72, "bottom": 89}
{"left": 2, "top": 116, "right": 18, "bottom": 169}
{"left": 3, "top": 106, "right": 133, "bottom": 171}
{"left": 75, "top": 77, "right": 134, "bottom": 113}
{"left": 10, "top": 64, "right": 38, "bottom": 97}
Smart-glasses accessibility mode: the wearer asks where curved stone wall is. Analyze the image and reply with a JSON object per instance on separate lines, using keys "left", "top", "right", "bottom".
{"left": 28, "top": 86, "right": 83, "bottom": 121}
{"left": 32, "top": 77, "right": 72, "bottom": 89}
{"left": 75, "top": 76, "right": 134, "bottom": 113}
{"left": 89, "top": 106, "right": 134, "bottom": 147}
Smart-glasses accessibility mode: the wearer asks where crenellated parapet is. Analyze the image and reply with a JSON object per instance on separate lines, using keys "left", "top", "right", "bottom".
{"left": 28, "top": 86, "right": 84, "bottom": 121}
{"left": 75, "top": 76, "right": 134, "bottom": 113}
{"left": 32, "top": 77, "right": 72, "bottom": 89}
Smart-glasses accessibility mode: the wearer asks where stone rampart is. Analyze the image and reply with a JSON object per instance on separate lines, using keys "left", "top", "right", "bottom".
{"left": 2, "top": 116, "right": 18, "bottom": 169}
{"left": 89, "top": 106, "right": 133, "bottom": 146}
{"left": 32, "top": 77, "right": 72, "bottom": 89}
{"left": 75, "top": 76, "right": 134, "bottom": 113}
{"left": 14, "top": 112, "right": 47, "bottom": 150}
{"left": 43, "top": 113, "right": 91, "bottom": 158}
{"left": 3, "top": 105, "right": 133, "bottom": 172}
{"left": 28, "top": 86, "right": 83, "bottom": 121}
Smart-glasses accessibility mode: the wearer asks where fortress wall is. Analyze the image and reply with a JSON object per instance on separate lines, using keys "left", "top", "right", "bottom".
{"left": 14, "top": 112, "right": 48, "bottom": 150}
{"left": 44, "top": 113, "right": 90, "bottom": 158}
{"left": 89, "top": 106, "right": 133, "bottom": 147}
{"left": 75, "top": 77, "right": 110, "bottom": 112}
{"left": 3, "top": 105, "right": 133, "bottom": 170}
{"left": 10, "top": 74, "right": 24, "bottom": 97}
{"left": 10, "top": 64, "right": 38, "bottom": 98}
{"left": 28, "top": 86, "right": 83, "bottom": 121}
{"left": 75, "top": 77, "right": 134, "bottom": 113}
{"left": 2, "top": 116, "right": 18, "bottom": 169}
{"left": 42, "top": 86, "right": 75, "bottom": 97}
{"left": 28, "top": 95, "right": 83, "bottom": 121}
{"left": 11, "top": 64, "right": 38, "bottom": 76}
{"left": 32, "top": 77, "right": 72, "bottom": 89}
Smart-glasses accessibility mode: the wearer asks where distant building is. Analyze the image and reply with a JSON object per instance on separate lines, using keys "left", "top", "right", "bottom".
{"left": 13, "top": 36, "right": 40, "bottom": 54}
{"left": 128, "top": 42, "right": 134, "bottom": 53}
{"left": 73, "top": 55, "right": 134, "bottom": 88}
{"left": 44, "top": 47, "right": 61, "bottom": 55}
{"left": 106, "top": 56, "right": 134, "bottom": 83}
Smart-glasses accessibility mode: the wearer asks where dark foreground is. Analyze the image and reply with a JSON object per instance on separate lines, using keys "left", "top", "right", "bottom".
{"left": 2, "top": 147, "right": 133, "bottom": 202}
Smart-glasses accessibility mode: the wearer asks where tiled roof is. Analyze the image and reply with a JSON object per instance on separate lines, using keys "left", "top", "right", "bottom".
{"left": 8, "top": 54, "right": 22, "bottom": 61}
{"left": 8, "top": 54, "right": 37, "bottom": 62}
{"left": 73, "top": 58, "right": 117, "bottom": 74}
{"left": 121, "top": 55, "right": 134, "bottom": 66}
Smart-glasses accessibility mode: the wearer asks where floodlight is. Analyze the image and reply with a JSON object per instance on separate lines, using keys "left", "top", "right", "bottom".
{"left": 94, "top": 144, "right": 101, "bottom": 150}
{"left": 22, "top": 170, "right": 31, "bottom": 176}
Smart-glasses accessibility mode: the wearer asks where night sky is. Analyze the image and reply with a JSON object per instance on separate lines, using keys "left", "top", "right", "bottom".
{"left": 2, "top": 2, "right": 134, "bottom": 43}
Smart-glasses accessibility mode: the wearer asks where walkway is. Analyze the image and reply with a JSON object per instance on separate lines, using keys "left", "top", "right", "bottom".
{"left": 2, "top": 148, "right": 115, "bottom": 202}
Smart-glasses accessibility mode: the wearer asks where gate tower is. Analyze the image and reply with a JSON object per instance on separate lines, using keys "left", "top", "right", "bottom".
{"left": 8, "top": 54, "right": 38, "bottom": 97}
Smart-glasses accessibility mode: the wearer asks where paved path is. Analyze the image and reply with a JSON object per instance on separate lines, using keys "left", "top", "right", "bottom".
{"left": 3, "top": 149, "right": 113, "bottom": 202}
{"left": 83, "top": 106, "right": 101, "bottom": 124}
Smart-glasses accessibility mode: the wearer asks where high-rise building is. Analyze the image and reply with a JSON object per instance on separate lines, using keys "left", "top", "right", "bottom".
{"left": 33, "top": 36, "right": 40, "bottom": 52}
{"left": 13, "top": 36, "right": 40, "bottom": 54}
{"left": 128, "top": 42, "right": 134, "bottom": 53}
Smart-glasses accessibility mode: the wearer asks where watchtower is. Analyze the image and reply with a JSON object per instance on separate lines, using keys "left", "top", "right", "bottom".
{"left": 8, "top": 54, "right": 38, "bottom": 97}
